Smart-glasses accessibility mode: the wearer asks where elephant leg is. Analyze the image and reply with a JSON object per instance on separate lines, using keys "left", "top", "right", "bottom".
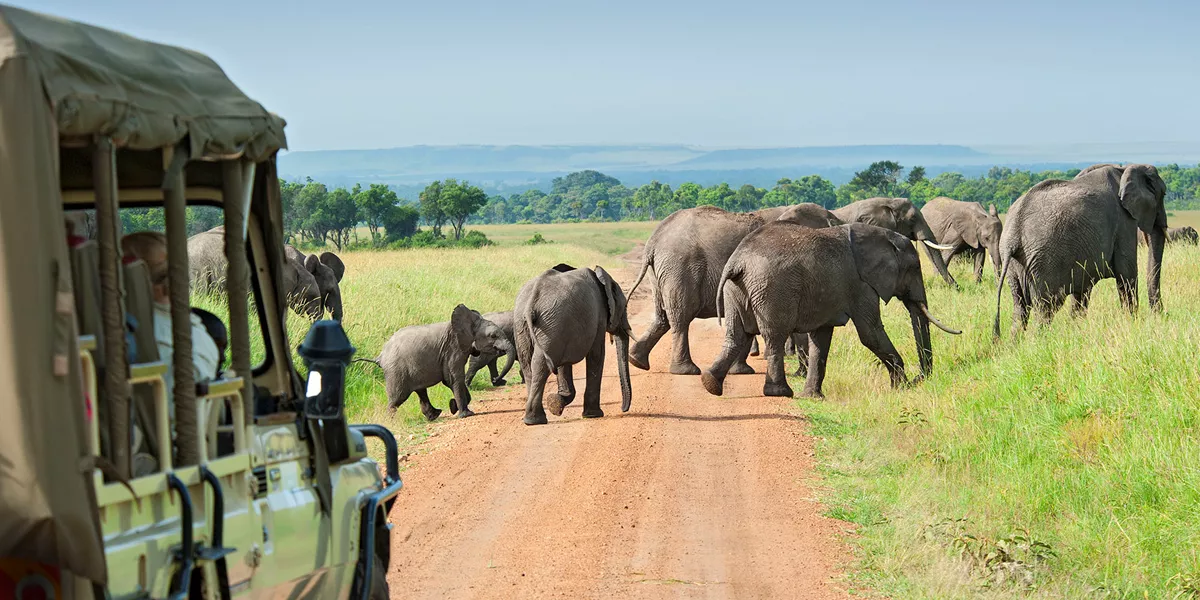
{"left": 1008, "top": 264, "right": 1032, "bottom": 336}
{"left": 486, "top": 358, "right": 504, "bottom": 386}
{"left": 629, "top": 300, "right": 669, "bottom": 371}
{"left": 667, "top": 320, "right": 702, "bottom": 375}
{"left": 1069, "top": 282, "right": 1095, "bottom": 319}
{"left": 852, "top": 309, "right": 907, "bottom": 388}
{"left": 416, "top": 389, "right": 442, "bottom": 421}
{"left": 973, "top": 251, "right": 986, "bottom": 283}
{"left": 761, "top": 333, "right": 793, "bottom": 397}
{"left": 582, "top": 335, "right": 606, "bottom": 418}
{"left": 701, "top": 322, "right": 753, "bottom": 396}
{"left": 522, "top": 353, "right": 552, "bottom": 426}
{"left": 545, "top": 363, "right": 575, "bottom": 417}
{"left": 448, "top": 372, "right": 474, "bottom": 418}
{"left": 730, "top": 332, "right": 756, "bottom": 375}
{"left": 1033, "top": 288, "right": 1067, "bottom": 327}
{"left": 784, "top": 335, "right": 795, "bottom": 356}
{"left": 749, "top": 336, "right": 760, "bottom": 357}
{"left": 801, "top": 327, "right": 833, "bottom": 398}
{"left": 465, "top": 354, "right": 485, "bottom": 386}
{"left": 792, "top": 332, "right": 810, "bottom": 378}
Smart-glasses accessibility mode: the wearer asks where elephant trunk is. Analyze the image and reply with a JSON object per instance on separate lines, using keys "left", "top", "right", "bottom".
{"left": 326, "top": 293, "right": 344, "bottom": 322}
{"left": 1146, "top": 226, "right": 1165, "bottom": 313}
{"left": 614, "top": 332, "right": 633, "bottom": 412}
{"left": 906, "top": 301, "right": 933, "bottom": 377}
{"left": 988, "top": 239, "right": 1003, "bottom": 281}
{"left": 915, "top": 223, "right": 958, "bottom": 288}
{"left": 495, "top": 340, "right": 517, "bottom": 383}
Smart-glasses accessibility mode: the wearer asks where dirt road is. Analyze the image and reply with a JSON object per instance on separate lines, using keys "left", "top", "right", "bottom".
{"left": 386, "top": 251, "right": 852, "bottom": 599}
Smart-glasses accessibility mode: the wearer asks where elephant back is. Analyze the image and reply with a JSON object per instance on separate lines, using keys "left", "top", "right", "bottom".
{"left": 187, "top": 228, "right": 231, "bottom": 293}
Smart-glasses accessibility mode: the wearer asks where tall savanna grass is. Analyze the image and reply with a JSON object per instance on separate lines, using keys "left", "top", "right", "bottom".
{"left": 802, "top": 235, "right": 1200, "bottom": 597}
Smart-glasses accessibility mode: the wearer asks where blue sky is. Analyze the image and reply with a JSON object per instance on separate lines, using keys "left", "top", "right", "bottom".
{"left": 11, "top": 0, "right": 1200, "bottom": 150}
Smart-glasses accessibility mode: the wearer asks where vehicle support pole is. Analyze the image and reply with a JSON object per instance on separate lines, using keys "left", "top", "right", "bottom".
{"left": 163, "top": 145, "right": 199, "bottom": 466}
{"left": 93, "top": 136, "right": 132, "bottom": 479}
{"left": 221, "top": 160, "right": 253, "bottom": 427}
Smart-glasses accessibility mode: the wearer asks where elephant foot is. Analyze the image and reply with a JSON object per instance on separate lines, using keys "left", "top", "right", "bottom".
{"left": 421, "top": 407, "right": 443, "bottom": 421}
{"left": 801, "top": 386, "right": 824, "bottom": 399}
{"left": 544, "top": 393, "right": 570, "bottom": 417}
{"left": 669, "top": 362, "right": 702, "bottom": 376}
{"left": 628, "top": 351, "right": 651, "bottom": 371}
{"left": 700, "top": 370, "right": 724, "bottom": 396}
{"left": 763, "top": 381, "right": 794, "bottom": 397}
{"left": 491, "top": 378, "right": 507, "bottom": 387}
{"left": 456, "top": 407, "right": 476, "bottom": 418}
{"left": 449, "top": 398, "right": 459, "bottom": 414}
{"left": 793, "top": 363, "right": 808, "bottom": 378}
{"left": 523, "top": 412, "right": 548, "bottom": 426}
{"left": 582, "top": 407, "right": 605, "bottom": 418}
{"left": 729, "top": 362, "right": 755, "bottom": 375}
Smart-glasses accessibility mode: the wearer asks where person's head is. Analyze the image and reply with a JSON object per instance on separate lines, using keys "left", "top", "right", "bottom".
{"left": 121, "top": 231, "right": 170, "bottom": 304}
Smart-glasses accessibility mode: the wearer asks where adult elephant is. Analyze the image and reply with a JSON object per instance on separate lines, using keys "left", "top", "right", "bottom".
{"left": 371, "top": 304, "right": 510, "bottom": 420}
{"left": 833, "top": 197, "right": 958, "bottom": 288}
{"left": 188, "top": 226, "right": 346, "bottom": 321}
{"left": 921, "top": 197, "right": 1003, "bottom": 283}
{"left": 627, "top": 206, "right": 765, "bottom": 375}
{"left": 514, "top": 263, "right": 633, "bottom": 425}
{"left": 994, "top": 163, "right": 1166, "bottom": 336}
{"left": 703, "top": 222, "right": 961, "bottom": 398}
{"left": 464, "top": 310, "right": 518, "bottom": 386}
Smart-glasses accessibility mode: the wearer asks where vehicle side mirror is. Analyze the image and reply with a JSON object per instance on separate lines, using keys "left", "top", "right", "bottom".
{"left": 297, "top": 320, "right": 354, "bottom": 420}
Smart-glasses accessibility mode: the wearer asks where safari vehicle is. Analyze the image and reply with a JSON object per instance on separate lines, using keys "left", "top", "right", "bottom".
{"left": 0, "top": 5, "right": 400, "bottom": 599}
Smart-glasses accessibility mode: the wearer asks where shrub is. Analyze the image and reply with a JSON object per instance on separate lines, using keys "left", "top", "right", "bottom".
{"left": 525, "top": 233, "right": 549, "bottom": 245}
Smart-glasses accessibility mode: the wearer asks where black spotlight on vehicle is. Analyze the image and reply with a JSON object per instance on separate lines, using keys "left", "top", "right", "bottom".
{"left": 298, "top": 319, "right": 357, "bottom": 464}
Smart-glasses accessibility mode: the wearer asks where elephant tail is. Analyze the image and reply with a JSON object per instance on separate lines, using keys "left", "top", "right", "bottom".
{"left": 627, "top": 252, "right": 653, "bottom": 300}
{"left": 716, "top": 260, "right": 744, "bottom": 326}
{"left": 993, "top": 253, "right": 1013, "bottom": 340}
{"left": 351, "top": 357, "right": 383, "bottom": 369}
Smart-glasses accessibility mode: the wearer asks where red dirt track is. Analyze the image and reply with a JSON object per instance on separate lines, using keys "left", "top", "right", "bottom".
{"left": 386, "top": 247, "right": 853, "bottom": 599}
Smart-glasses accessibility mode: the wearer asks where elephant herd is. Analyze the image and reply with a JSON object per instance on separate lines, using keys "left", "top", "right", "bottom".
{"left": 189, "top": 162, "right": 1181, "bottom": 426}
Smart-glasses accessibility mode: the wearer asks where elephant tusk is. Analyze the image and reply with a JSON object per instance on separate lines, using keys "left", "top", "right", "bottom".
{"left": 920, "top": 304, "right": 961, "bottom": 335}
{"left": 922, "top": 239, "right": 957, "bottom": 251}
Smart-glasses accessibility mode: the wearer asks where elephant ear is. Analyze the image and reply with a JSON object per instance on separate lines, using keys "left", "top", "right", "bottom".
{"left": 988, "top": 203, "right": 998, "bottom": 217}
{"left": 959, "top": 213, "right": 983, "bottom": 248}
{"left": 591, "top": 266, "right": 625, "bottom": 334}
{"left": 862, "top": 202, "right": 899, "bottom": 230}
{"left": 848, "top": 224, "right": 902, "bottom": 303}
{"left": 450, "top": 304, "right": 478, "bottom": 354}
{"left": 1119, "top": 164, "right": 1167, "bottom": 232}
{"left": 303, "top": 253, "right": 321, "bottom": 274}
{"left": 319, "top": 252, "right": 345, "bottom": 282}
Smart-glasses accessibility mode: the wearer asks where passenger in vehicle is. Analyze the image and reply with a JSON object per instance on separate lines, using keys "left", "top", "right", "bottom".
{"left": 120, "top": 232, "right": 220, "bottom": 408}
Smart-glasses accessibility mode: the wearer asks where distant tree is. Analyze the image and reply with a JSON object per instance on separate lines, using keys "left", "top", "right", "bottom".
{"left": 356, "top": 183, "right": 401, "bottom": 244}
{"left": 280, "top": 178, "right": 305, "bottom": 240}
{"left": 381, "top": 204, "right": 420, "bottom": 242}
{"left": 699, "top": 183, "right": 736, "bottom": 210}
{"left": 186, "top": 206, "right": 223, "bottom": 236}
{"left": 849, "top": 161, "right": 905, "bottom": 197}
{"left": 323, "top": 187, "right": 359, "bottom": 250}
{"left": 673, "top": 182, "right": 702, "bottom": 212}
{"left": 295, "top": 179, "right": 330, "bottom": 243}
{"left": 794, "top": 175, "right": 838, "bottom": 208}
{"left": 907, "top": 166, "right": 927, "bottom": 185}
{"left": 731, "top": 184, "right": 765, "bottom": 212}
{"left": 419, "top": 181, "right": 445, "bottom": 236}
{"left": 632, "top": 181, "right": 673, "bottom": 219}
{"left": 439, "top": 179, "right": 488, "bottom": 240}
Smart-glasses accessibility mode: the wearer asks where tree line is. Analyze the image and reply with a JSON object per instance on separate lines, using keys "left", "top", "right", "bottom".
{"left": 112, "top": 162, "right": 1200, "bottom": 244}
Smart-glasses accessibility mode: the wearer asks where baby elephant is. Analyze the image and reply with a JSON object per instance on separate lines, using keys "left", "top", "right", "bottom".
{"left": 703, "top": 222, "right": 961, "bottom": 398}
{"left": 465, "top": 311, "right": 518, "bottom": 386}
{"left": 375, "top": 304, "right": 511, "bottom": 420}
{"left": 514, "top": 264, "right": 633, "bottom": 425}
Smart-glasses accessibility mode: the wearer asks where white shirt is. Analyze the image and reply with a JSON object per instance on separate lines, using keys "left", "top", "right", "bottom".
{"left": 153, "top": 302, "right": 221, "bottom": 417}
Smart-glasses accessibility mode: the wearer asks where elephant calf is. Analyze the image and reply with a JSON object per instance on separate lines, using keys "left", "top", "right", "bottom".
{"left": 514, "top": 263, "right": 633, "bottom": 425}
{"left": 1140, "top": 225, "right": 1198, "bottom": 246}
{"left": 703, "top": 222, "right": 961, "bottom": 399}
{"left": 465, "top": 311, "right": 518, "bottom": 386}
{"left": 374, "top": 304, "right": 511, "bottom": 420}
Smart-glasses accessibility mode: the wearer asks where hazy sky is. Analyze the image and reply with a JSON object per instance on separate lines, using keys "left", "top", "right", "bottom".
{"left": 12, "top": 0, "right": 1200, "bottom": 150}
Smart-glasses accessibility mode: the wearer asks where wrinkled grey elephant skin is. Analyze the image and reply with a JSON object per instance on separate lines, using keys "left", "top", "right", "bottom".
{"left": 626, "top": 206, "right": 766, "bottom": 376}
{"left": 465, "top": 311, "right": 518, "bottom": 386}
{"left": 377, "top": 304, "right": 511, "bottom": 421}
{"left": 703, "top": 222, "right": 961, "bottom": 399}
{"left": 994, "top": 164, "right": 1167, "bottom": 337}
{"left": 921, "top": 197, "right": 1003, "bottom": 284}
{"left": 833, "top": 197, "right": 959, "bottom": 288}
{"left": 188, "top": 226, "right": 346, "bottom": 321}
{"left": 514, "top": 264, "right": 634, "bottom": 425}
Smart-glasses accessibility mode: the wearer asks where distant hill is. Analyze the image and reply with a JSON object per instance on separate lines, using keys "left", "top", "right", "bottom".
{"left": 278, "top": 142, "right": 1200, "bottom": 196}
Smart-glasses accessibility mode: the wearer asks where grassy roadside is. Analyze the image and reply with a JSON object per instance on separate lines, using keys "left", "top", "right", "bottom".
{"left": 790, "top": 242, "right": 1200, "bottom": 597}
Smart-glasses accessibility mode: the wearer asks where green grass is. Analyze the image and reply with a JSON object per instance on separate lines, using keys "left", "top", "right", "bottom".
{"left": 197, "top": 216, "right": 1200, "bottom": 596}
{"left": 799, "top": 235, "right": 1200, "bottom": 597}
